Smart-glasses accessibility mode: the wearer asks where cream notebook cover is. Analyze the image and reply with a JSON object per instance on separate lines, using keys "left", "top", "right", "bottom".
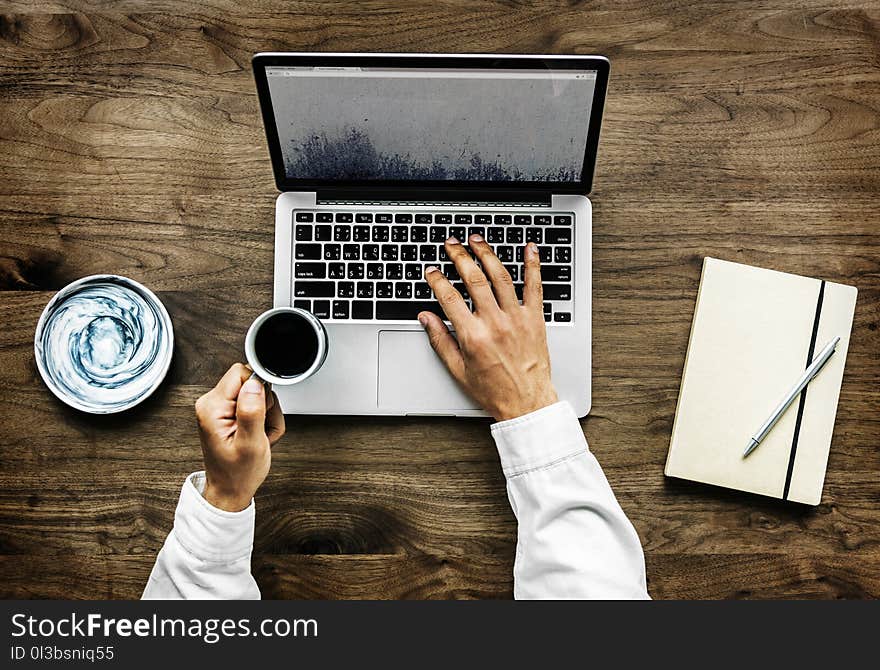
{"left": 665, "top": 258, "right": 857, "bottom": 505}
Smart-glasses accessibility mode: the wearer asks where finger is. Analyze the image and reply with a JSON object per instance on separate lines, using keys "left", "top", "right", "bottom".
{"left": 446, "top": 237, "right": 498, "bottom": 313}
{"left": 265, "top": 390, "right": 285, "bottom": 446}
{"left": 235, "top": 377, "right": 268, "bottom": 444}
{"left": 424, "top": 265, "right": 472, "bottom": 326}
{"left": 523, "top": 242, "right": 544, "bottom": 310}
{"left": 418, "top": 311, "right": 466, "bottom": 381}
{"left": 468, "top": 234, "right": 518, "bottom": 311}
{"left": 214, "top": 363, "right": 252, "bottom": 401}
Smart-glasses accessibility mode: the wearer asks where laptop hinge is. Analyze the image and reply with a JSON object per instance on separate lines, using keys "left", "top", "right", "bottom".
{"left": 315, "top": 187, "right": 552, "bottom": 207}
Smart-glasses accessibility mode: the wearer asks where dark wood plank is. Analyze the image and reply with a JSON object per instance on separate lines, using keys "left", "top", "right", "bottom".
{"left": 1, "top": 0, "right": 878, "bottom": 599}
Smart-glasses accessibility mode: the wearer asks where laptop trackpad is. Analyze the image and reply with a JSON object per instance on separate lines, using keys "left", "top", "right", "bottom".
{"left": 377, "top": 330, "right": 479, "bottom": 412}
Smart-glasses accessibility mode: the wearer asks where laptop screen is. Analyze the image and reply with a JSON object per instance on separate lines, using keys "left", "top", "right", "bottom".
{"left": 263, "top": 65, "right": 600, "bottom": 186}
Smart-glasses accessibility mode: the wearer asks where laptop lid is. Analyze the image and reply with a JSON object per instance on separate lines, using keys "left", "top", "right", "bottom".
{"left": 252, "top": 53, "right": 609, "bottom": 197}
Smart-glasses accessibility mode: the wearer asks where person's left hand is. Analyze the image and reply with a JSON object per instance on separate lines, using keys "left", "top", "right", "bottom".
{"left": 194, "top": 364, "right": 285, "bottom": 512}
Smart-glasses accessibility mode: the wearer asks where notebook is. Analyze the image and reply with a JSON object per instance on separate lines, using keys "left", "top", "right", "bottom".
{"left": 665, "top": 257, "right": 857, "bottom": 505}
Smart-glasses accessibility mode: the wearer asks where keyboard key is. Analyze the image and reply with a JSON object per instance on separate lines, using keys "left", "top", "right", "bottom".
{"left": 487, "top": 227, "right": 505, "bottom": 243}
{"left": 435, "top": 214, "right": 452, "bottom": 224}
{"left": 295, "top": 262, "right": 326, "bottom": 279}
{"left": 395, "top": 213, "right": 412, "bottom": 223}
{"left": 328, "top": 262, "right": 345, "bottom": 279}
{"left": 295, "top": 225, "right": 312, "bottom": 241}
{"left": 497, "top": 246, "right": 513, "bottom": 262}
{"left": 324, "top": 244, "right": 341, "bottom": 260}
{"left": 516, "top": 246, "right": 524, "bottom": 262}
{"left": 468, "top": 226, "right": 485, "bottom": 238}
{"left": 526, "top": 228, "right": 543, "bottom": 244}
{"left": 356, "top": 213, "right": 373, "bottom": 223}
{"left": 376, "top": 213, "right": 393, "bottom": 223}
{"left": 405, "top": 264, "right": 422, "bottom": 280}
{"left": 343, "top": 244, "right": 360, "bottom": 261}
{"left": 554, "top": 247, "right": 572, "bottom": 263}
{"left": 381, "top": 245, "right": 398, "bottom": 261}
{"left": 376, "top": 301, "right": 447, "bottom": 321}
{"left": 420, "top": 246, "right": 437, "bottom": 262}
{"left": 545, "top": 228, "right": 572, "bottom": 245}
{"left": 415, "top": 213, "right": 432, "bottom": 223}
{"left": 543, "top": 285, "right": 572, "bottom": 301}
{"left": 295, "top": 212, "right": 314, "bottom": 222}
{"left": 438, "top": 246, "right": 449, "bottom": 262}
{"left": 539, "top": 246, "right": 552, "bottom": 262}
{"left": 334, "top": 225, "right": 351, "bottom": 242}
{"left": 316, "top": 212, "right": 333, "bottom": 223}
{"left": 353, "top": 225, "right": 370, "bottom": 241}
{"left": 505, "top": 264, "right": 519, "bottom": 281}
{"left": 554, "top": 312, "right": 572, "bottom": 322}
{"left": 363, "top": 244, "right": 379, "bottom": 261}
{"left": 535, "top": 215, "right": 551, "bottom": 225}
{"left": 414, "top": 282, "right": 432, "bottom": 298}
{"left": 356, "top": 282, "right": 374, "bottom": 298}
{"left": 449, "top": 226, "right": 466, "bottom": 241}
{"left": 401, "top": 245, "right": 418, "bottom": 261}
{"left": 452, "top": 283, "right": 470, "bottom": 300}
{"left": 554, "top": 215, "right": 572, "bottom": 225}
{"left": 443, "top": 263, "right": 460, "bottom": 280}
{"left": 295, "top": 281, "right": 335, "bottom": 298}
{"left": 315, "top": 224, "right": 332, "bottom": 241}
{"left": 515, "top": 215, "right": 532, "bottom": 225}
{"left": 332, "top": 300, "right": 350, "bottom": 319}
{"left": 386, "top": 263, "right": 403, "bottom": 280}
{"left": 295, "top": 243, "right": 321, "bottom": 260}
{"left": 372, "top": 226, "right": 389, "bottom": 242}
{"left": 335, "top": 212, "right": 353, "bottom": 223}
{"left": 294, "top": 299, "right": 310, "bottom": 311}
{"left": 366, "top": 263, "right": 383, "bottom": 279}
{"left": 313, "top": 300, "right": 331, "bottom": 319}
{"left": 544, "top": 313, "right": 551, "bottom": 322}
{"left": 494, "top": 214, "right": 512, "bottom": 225}
{"left": 541, "top": 265, "right": 572, "bottom": 282}
{"left": 544, "top": 302, "right": 552, "bottom": 314}
{"left": 506, "top": 228, "right": 523, "bottom": 244}
{"left": 338, "top": 282, "right": 354, "bottom": 298}
{"left": 376, "top": 282, "right": 393, "bottom": 298}
{"left": 475, "top": 214, "right": 492, "bottom": 225}
{"left": 411, "top": 226, "right": 428, "bottom": 242}
{"left": 430, "top": 226, "right": 447, "bottom": 242}
{"left": 395, "top": 282, "right": 412, "bottom": 299}
{"left": 352, "top": 301, "right": 373, "bottom": 319}
{"left": 391, "top": 226, "right": 408, "bottom": 242}
{"left": 347, "top": 263, "right": 365, "bottom": 279}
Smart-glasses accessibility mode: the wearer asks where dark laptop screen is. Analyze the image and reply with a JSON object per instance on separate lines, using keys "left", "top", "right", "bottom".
{"left": 264, "top": 66, "right": 598, "bottom": 183}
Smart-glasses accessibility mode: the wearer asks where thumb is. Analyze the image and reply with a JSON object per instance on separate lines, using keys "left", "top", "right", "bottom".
{"left": 419, "top": 312, "right": 465, "bottom": 381}
{"left": 235, "top": 377, "right": 267, "bottom": 443}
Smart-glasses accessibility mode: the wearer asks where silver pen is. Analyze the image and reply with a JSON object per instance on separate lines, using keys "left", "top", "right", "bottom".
{"left": 743, "top": 336, "right": 841, "bottom": 458}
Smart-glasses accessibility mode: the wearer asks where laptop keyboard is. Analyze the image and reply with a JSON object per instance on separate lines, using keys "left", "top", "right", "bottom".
{"left": 290, "top": 210, "right": 575, "bottom": 323}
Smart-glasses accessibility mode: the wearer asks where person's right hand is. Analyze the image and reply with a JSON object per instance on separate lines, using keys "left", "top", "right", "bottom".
{"left": 194, "top": 363, "right": 285, "bottom": 512}
{"left": 419, "top": 235, "right": 558, "bottom": 422}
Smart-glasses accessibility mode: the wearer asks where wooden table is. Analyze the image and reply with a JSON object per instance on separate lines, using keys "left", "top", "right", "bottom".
{"left": 1, "top": 1, "right": 877, "bottom": 599}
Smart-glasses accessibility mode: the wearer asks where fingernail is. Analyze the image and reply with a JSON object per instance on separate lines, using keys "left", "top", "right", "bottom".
{"left": 446, "top": 236, "right": 460, "bottom": 245}
{"left": 242, "top": 378, "right": 263, "bottom": 394}
{"left": 527, "top": 242, "right": 538, "bottom": 257}
{"left": 418, "top": 314, "right": 428, "bottom": 327}
{"left": 425, "top": 265, "right": 439, "bottom": 274}
{"left": 470, "top": 233, "right": 483, "bottom": 243}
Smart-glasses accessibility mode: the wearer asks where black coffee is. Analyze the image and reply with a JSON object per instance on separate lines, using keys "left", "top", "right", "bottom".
{"left": 254, "top": 312, "right": 319, "bottom": 377}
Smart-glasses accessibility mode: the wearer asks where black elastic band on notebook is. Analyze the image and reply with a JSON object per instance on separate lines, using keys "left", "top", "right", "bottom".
{"left": 783, "top": 280, "right": 826, "bottom": 500}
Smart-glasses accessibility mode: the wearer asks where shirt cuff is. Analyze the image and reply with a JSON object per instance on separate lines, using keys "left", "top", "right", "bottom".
{"left": 490, "top": 401, "right": 589, "bottom": 477}
{"left": 171, "top": 471, "right": 255, "bottom": 562}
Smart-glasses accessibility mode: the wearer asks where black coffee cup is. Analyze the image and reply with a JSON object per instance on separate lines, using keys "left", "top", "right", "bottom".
{"left": 244, "top": 307, "right": 328, "bottom": 384}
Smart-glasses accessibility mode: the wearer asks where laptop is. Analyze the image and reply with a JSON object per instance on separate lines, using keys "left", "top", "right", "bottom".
{"left": 252, "top": 52, "right": 609, "bottom": 417}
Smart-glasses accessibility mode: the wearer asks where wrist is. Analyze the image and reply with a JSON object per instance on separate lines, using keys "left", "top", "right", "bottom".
{"left": 492, "top": 387, "right": 558, "bottom": 422}
{"left": 203, "top": 481, "right": 253, "bottom": 513}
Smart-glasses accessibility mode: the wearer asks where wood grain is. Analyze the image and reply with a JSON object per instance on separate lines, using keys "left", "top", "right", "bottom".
{"left": 1, "top": 1, "right": 878, "bottom": 599}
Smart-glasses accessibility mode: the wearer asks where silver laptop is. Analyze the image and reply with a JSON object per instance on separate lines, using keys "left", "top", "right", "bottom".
{"left": 252, "top": 53, "right": 609, "bottom": 417}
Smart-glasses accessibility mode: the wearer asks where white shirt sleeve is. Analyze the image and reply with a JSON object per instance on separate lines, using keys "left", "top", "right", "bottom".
{"left": 141, "top": 471, "right": 260, "bottom": 600}
{"left": 491, "top": 401, "right": 649, "bottom": 599}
